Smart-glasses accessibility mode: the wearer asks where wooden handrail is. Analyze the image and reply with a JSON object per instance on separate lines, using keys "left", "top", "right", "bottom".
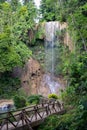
{"left": 0, "top": 99, "right": 64, "bottom": 130}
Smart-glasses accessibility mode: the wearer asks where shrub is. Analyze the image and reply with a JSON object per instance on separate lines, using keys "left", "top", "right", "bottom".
{"left": 27, "top": 95, "right": 43, "bottom": 105}
{"left": 38, "top": 105, "right": 87, "bottom": 130}
{"left": 48, "top": 94, "right": 58, "bottom": 99}
{"left": 13, "top": 95, "right": 27, "bottom": 109}
{"left": 38, "top": 115, "right": 59, "bottom": 130}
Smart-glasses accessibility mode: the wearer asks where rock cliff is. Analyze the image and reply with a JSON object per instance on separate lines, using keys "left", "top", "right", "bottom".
{"left": 19, "top": 58, "right": 66, "bottom": 97}
{"left": 12, "top": 22, "right": 73, "bottom": 97}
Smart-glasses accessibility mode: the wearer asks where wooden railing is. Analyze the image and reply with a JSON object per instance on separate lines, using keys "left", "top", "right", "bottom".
{"left": 0, "top": 99, "right": 65, "bottom": 130}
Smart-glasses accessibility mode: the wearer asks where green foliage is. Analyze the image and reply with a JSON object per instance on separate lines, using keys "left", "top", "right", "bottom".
{"left": 0, "top": 72, "right": 20, "bottom": 98}
{"left": 66, "top": 52, "right": 87, "bottom": 94}
{"left": 14, "top": 42, "right": 32, "bottom": 63}
{"left": 40, "top": 0, "right": 59, "bottom": 21}
{"left": 23, "top": 0, "right": 32, "bottom": 5}
{"left": 67, "top": 4, "right": 87, "bottom": 52}
{"left": 27, "top": 95, "right": 43, "bottom": 104}
{"left": 48, "top": 94, "right": 58, "bottom": 99}
{"left": 0, "top": 36, "right": 23, "bottom": 72}
{"left": 39, "top": 108, "right": 87, "bottom": 130}
{"left": 0, "top": 2, "right": 33, "bottom": 73}
{"left": 0, "top": 0, "right": 6, "bottom": 3}
{"left": 56, "top": 108, "right": 87, "bottom": 130}
{"left": 17, "top": 88, "right": 28, "bottom": 98}
{"left": 54, "top": 41, "right": 65, "bottom": 76}
{"left": 0, "top": 0, "right": 37, "bottom": 97}
{"left": 39, "top": 1, "right": 87, "bottom": 130}
{"left": 13, "top": 95, "right": 27, "bottom": 109}
{"left": 13, "top": 1, "right": 37, "bottom": 45}
{"left": 0, "top": 1, "right": 87, "bottom": 129}
{"left": 10, "top": 0, "right": 21, "bottom": 11}
{"left": 30, "top": 44, "right": 45, "bottom": 69}
{"left": 35, "top": 23, "right": 45, "bottom": 40}
{"left": 38, "top": 115, "right": 59, "bottom": 130}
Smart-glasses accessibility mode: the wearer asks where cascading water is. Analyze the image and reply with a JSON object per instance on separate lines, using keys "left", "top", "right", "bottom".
{"left": 44, "top": 21, "right": 61, "bottom": 93}
{"left": 38, "top": 21, "right": 66, "bottom": 96}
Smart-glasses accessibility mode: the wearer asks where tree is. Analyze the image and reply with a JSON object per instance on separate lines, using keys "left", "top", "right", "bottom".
{"left": 0, "top": 1, "right": 37, "bottom": 97}
{"left": 40, "top": 0, "right": 58, "bottom": 21}
{"left": 12, "top": 1, "right": 37, "bottom": 45}
{"left": 0, "top": 2, "right": 32, "bottom": 72}
{"left": 39, "top": 1, "right": 87, "bottom": 130}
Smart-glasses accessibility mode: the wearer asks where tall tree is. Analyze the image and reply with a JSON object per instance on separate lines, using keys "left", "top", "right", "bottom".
{"left": 40, "top": 0, "right": 58, "bottom": 21}
{"left": 0, "top": 1, "right": 37, "bottom": 97}
{"left": 0, "top": 2, "right": 32, "bottom": 72}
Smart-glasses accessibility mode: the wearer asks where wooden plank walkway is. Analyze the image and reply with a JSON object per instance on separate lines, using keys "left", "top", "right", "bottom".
{"left": 0, "top": 99, "right": 65, "bottom": 130}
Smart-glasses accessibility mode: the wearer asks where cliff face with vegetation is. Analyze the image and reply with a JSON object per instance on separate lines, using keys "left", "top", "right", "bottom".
{"left": 0, "top": 0, "right": 36, "bottom": 98}
{"left": 13, "top": 22, "right": 71, "bottom": 97}
{"left": 12, "top": 57, "right": 66, "bottom": 97}
{"left": 38, "top": 0, "right": 87, "bottom": 130}
{"left": 0, "top": 0, "right": 87, "bottom": 129}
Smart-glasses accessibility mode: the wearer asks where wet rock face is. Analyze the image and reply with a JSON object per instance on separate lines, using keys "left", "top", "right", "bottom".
{"left": 12, "top": 22, "right": 72, "bottom": 97}
{"left": 12, "top": 58, "right": 66, "bottom": 96}
{"left": 38, "top": 74, "right": 66, "bottom": 97}
{"left": 20, "top": 58, "right": 66, "bottom": 97}
{"left": 43, "top": 22, "right": 73, "bottom": 51}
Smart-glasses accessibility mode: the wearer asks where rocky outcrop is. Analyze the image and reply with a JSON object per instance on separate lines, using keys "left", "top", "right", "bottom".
{"left": 38, "top": 73, "right": 66, "bottom": 97}
{"left": 19, "top": 58, "right": 66, "bottom": 97}
{"left": 20, "top": 58, "right": 43, "bottom": 96}
{"left": 60, "top": 22, "right": 74, "bottom": 51}
{"left": 64, "top": 32, "right": 73, "bottom": 51}
{"left": 39, "top": 22, "right": 74, "bottom": 51}
{"left": 13, "top": 58, "right": 66, "bottom": 96}
{"left": 27, "top": 22, "right": 74, "bottom": 51}
{"left": 52, "top": 22, "right": 74, "bottom": 51}
{"left": 13, "top": 22, "right": 72, "bottom": 97}
{"left": 12, "top": 58, "right": 66, "bottom": 97}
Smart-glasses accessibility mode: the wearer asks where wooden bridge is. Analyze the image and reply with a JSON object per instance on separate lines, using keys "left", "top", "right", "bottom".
{"left": 0, "top": 98, "right": 65, "bottom": 130}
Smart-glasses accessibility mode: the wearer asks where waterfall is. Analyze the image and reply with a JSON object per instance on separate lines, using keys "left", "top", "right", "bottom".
{"left": 44, "top": 21, "right": 60, "bottom": 93}
{"left": 38, "top": 21, "right": 66, "bottom": 96}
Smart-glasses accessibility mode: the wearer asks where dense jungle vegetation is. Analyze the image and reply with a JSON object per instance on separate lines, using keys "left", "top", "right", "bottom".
{"left": 0, "top": 0, "right": 87, "bottom": 129}
{"left": 38, "top": 0, "right": 87, "bottom": 130}
{"left": 0, "top": 0, "right": 37, "bottom": 97}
